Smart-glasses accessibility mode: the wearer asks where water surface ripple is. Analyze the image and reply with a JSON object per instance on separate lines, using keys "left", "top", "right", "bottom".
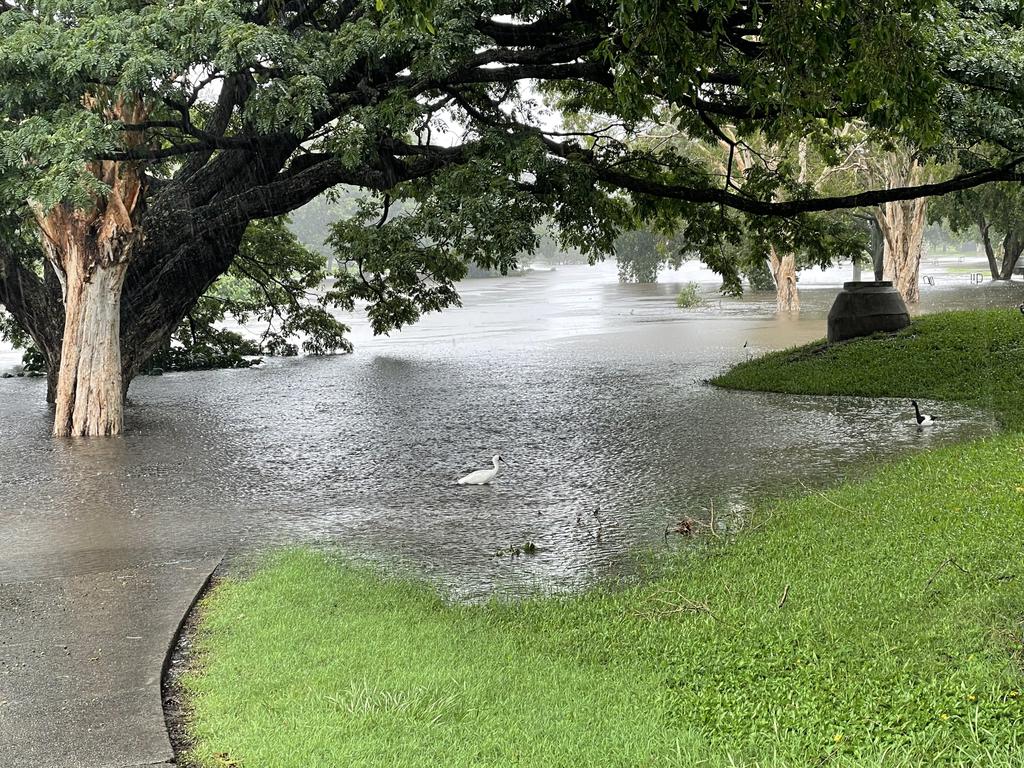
{"left": 0, "top": 265, "right": 1007, "bottom": 597}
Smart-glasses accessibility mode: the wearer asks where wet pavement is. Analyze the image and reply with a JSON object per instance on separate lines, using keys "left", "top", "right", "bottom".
{"left": 0, "top": 260, "right": 1019, "bottom": 766}
{"left": 0, "top": 558, "right": 220, "bottom": 768}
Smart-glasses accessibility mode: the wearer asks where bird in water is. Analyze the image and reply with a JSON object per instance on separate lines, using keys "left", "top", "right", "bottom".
{"left": 457, "top": 454, "right": 508, "bottom": 485}
{"left": 911, "top": 400, "right": 935, "bottom": 427}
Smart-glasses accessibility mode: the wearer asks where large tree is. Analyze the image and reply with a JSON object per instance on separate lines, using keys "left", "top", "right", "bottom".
{"left": 934, "top": 178, "right": 1024, "bottom": 280}
{"left": 1, "top": 0, "right": 1023, "bottom": 435}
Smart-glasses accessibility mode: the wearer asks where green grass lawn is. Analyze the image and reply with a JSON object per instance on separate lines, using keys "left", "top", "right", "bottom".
{"left": 183, "top": 309, "right": 1024, "bottom": 768}
{"left": 714, "top": 309, "right": 1024, "bottom": 429}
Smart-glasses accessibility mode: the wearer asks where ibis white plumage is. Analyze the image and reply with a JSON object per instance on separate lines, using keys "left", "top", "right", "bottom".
{"left": 457, "top": 454, "right": 507, "bottom": 485}
{"left": 911, "top": 400, "right": 935, "bottom": 426}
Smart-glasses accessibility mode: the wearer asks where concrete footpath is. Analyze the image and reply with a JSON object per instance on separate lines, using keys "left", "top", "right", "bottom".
{"left": 0, "top": 557, "right": 221, "bottom": 768}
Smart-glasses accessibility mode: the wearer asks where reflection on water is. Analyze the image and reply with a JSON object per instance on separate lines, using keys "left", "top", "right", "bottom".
{"left": 0, "top": 263, "right": 1014, "bottom": 597}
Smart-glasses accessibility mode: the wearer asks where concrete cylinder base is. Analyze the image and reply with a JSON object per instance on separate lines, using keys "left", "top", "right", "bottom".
{"left": 827, "top": 281, "right": 910, "bottom": 343}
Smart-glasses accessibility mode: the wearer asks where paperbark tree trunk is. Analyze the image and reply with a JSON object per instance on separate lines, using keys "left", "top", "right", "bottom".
{"left": 876, "top": 195, "right": 927, "bottom": 304}
{"left": 768, "top": 245, "right": 799, "bottom": 312}
{"left": 51, "top": 253, "right": 129, "bottom": 435}
{"left": 36, "top": 204, "right": 141, "bottom": 436}
{"left": 999, "top": 227, "right": 1024, "bottom": 280}
{"left": 32, "top": 95, "right": 148, "bottom": 436}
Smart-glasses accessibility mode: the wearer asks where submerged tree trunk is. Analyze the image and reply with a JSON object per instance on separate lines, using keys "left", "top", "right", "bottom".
{"left": 46, "top": 361, "right": 58, "bottom": 404}
{"left": 768, "top": 245, "right": 799, "bottom": 312}
{"left": 979, "top": 217, "right": 1000, "bottom": 280}
{"left": 37, "top": 207, "right": 140, "bottom": 436}
{"left": 51, "top": 253, "right": 129, "bottom": 435}
{"left": 999, "top": 227, "right": 1024, "bottom": 280}
{"left": 32, "top": 96, "right": 148, "bottom": 436}
{"left": 876, "top": 195, "right": 927, "bottom": 304}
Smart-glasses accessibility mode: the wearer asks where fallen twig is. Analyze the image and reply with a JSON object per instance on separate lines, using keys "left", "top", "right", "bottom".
{"left": 778, "top": 583, "right": 791, "bottom": 609}
{"left": 798, "top": 481, "right": 856, "bottom": 515}
{"left": 925, "top": 557, "right": 972, "bottom": 589}
{"left": 645, "top": 592, "right": 732, "bottom": 627}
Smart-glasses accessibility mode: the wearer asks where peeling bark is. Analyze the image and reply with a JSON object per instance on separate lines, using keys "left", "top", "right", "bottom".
{"left": 768, "top": 245, "right": 799, "bottom": 312}
{"left": 875, "top": 194, "right": 927, "bottom": 304}
{"left": 37, "top": 206, "right": 140, "bottom": 436}
{"left": 51, "top": 257, "right": 128, "bottom": 435}
{"left": 32, "top": 95, "right": 149, "bottom": 436}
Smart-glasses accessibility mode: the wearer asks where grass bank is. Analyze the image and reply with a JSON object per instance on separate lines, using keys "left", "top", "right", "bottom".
{"left": 183, "top": 309, "right": 1024, "bottom": 767}
{"left": 714, "top": 309, "right": 1024, "bottom": 429}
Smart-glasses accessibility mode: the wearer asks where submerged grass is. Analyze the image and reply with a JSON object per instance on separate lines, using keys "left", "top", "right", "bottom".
{"left": 184, "top": 308, "right": 1024, "bottom": 767}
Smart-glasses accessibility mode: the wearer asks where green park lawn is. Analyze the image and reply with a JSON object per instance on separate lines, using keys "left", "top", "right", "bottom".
{"left": 182, "top": 309, "right": 1024, "bottom": 767}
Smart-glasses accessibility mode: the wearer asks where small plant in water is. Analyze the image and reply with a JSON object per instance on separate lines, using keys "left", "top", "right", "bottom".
{"left": 675, "top": 282, "right": 704, "bottom": 309}
{"left": 576, "top": 507, "right": 615, "bottom": 542}
{"left": 493, "top": 541, "right": 538, "bottom": 558}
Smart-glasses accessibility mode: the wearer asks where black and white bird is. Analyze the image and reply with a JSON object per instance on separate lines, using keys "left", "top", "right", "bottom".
{"left": 911, "top": 400, "right": 935, "bottom": 427}
{"left": 1018, "top": 303, "right": 1024, "bottom": 316}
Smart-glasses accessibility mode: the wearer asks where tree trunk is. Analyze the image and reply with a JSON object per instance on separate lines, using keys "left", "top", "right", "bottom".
{"left": 46, "top": 359, "right": 59, "bottom": 404}
{"left": 978, "top": 217, "right": 1000, "bottom": 279}
{"left": 768, "top": 245, "right": 799, "bottom": 312}
{"left": 119, "top": 224, "right": 249, "bottom": 385}
{"left": 869, "top": 216, "right": 885, "bottom": 281}
{"left": 876, "top": 196, "right": 927, "bottom": 304}
{"left": 51, "top": 254, "right": 129, "bottom": 435}
{"left": 27, "top": 96, "right": 149, "bottom": 436}
{"left": 999, "top": 227, "right": 1024, "bottom": 280}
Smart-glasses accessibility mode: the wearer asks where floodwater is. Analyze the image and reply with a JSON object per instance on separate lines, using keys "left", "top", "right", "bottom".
{"left": 0, "top": 259, "right": 1017, "bottom": 598}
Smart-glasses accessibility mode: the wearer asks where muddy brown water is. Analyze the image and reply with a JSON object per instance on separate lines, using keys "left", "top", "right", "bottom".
{"left": 1, "top": 263, "right": 1017, "bottom": 598}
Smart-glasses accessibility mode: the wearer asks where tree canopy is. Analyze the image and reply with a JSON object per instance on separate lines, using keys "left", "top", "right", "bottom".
{"left": 933, "top": 162, "right": 1024, "bottom": 280}
{"left": 2, "top": 0, "right": 1024, "bottom": 433}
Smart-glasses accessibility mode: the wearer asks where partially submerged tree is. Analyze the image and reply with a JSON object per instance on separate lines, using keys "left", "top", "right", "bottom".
{"left": 934, "top": 180, "right": 1024, "bottom": 280}
{"left": 612, "top": 229, "right": 686, "bottom": 284}
{"left": 858, "top": 149, "right": 934, "bottom": 303}
{"left": 1, "top": 0, "right": 1023, "bottom": 435}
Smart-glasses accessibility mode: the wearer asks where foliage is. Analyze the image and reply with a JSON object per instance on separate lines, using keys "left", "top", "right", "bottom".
{"left": 144, "top": 328, "right": 261, "bottom": 373}
{"left": 187, "top": 218, "right": 351, "bottom": 358}
{"left": 675, "top": 282, "right": 704, "bottom": 308}
{"left": 530, "top": 221, "right": 588, "bottom": 266}
{"left": 141, "top": 217, "right": 350, "bottom": 371}
{"left": 613, "top": 229, "right": 686, "bottom": 283}
{"left": 288, "top": 191, "right": 363, "bottom": 259}
{"left": 692, "top": 208, "right": 868, "bottom": 295}
{"left": 744, "top": 258, "right": 777, "bottom": 291}
{"left": 932, "top": 172, "right": 1024, "bottom": 278}
{"left": 4, "top": 0, "right": 1024, "bottom": 373}
{"left": 0, "top": 307, "right": 34, "bottom": 356}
